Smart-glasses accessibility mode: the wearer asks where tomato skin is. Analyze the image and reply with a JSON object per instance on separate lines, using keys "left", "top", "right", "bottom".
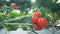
{"left": 33, "top": 12, "right": 40, "bottom": 17}
{"left": 32, "top": 12, "right": 40, "bottom": 24}
{"left": 11, "top": 3, "right": 18, "bottom": 10}
{"left": 32, "top": 16, "right": 39, "bottom": 24}
{"left": 38, "top": 18, "right": 47, "bottom": 27}
{"left": 33, "top": 24, "right": 42, "bottom": 30}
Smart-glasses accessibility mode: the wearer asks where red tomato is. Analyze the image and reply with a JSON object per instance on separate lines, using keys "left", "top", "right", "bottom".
{"left": 33, "top": 24, "right": 42, "bottom": 30}
{"left": 11, "top": 3, "right": 18, "bottom": 10}
{"left": 32, "top": 16, "right": 39, "bottom": 24}
{"left": 33, "top": 12, "right": 40, "bottom": 17}
{"left": 38, "top": 18, "right": 47, "bottom": 27}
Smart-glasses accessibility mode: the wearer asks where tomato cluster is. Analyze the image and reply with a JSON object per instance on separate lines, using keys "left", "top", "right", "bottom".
{"left": 32, "top": 12, "right": 47, "bottom": 31}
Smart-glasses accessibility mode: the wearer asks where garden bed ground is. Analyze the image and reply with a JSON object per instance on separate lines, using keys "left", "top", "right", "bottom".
{"left": 0, "top": 28, "right": 60, "bottom": 34}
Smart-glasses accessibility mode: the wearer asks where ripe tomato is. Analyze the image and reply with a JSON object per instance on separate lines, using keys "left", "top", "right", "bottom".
{"left": 38, "top": 18, "right": 47, "bottom": 27}
{"left": 11, "top": 3, "right": 18, "bottom": 10}
{"left": 32, "top": 16, "right": 39, "bottom": 24}
{"left": 33, "top": 24, "right": 42, "bottom": 30}
{"left": 33, "top": 12, "right": 40, "bottom": 17}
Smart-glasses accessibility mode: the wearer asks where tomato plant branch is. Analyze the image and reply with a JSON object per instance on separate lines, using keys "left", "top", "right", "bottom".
{"left": 2, "top": 15, "right": 32, "bottom": 23}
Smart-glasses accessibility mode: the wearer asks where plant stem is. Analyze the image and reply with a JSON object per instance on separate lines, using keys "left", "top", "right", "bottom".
{"left": 1, "top": 24, "right": 7, "bottom": 34}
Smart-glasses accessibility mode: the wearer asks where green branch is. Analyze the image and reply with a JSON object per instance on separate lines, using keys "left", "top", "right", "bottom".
{"left": 2, "top": 15, "right": 32, "bottom": 23}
